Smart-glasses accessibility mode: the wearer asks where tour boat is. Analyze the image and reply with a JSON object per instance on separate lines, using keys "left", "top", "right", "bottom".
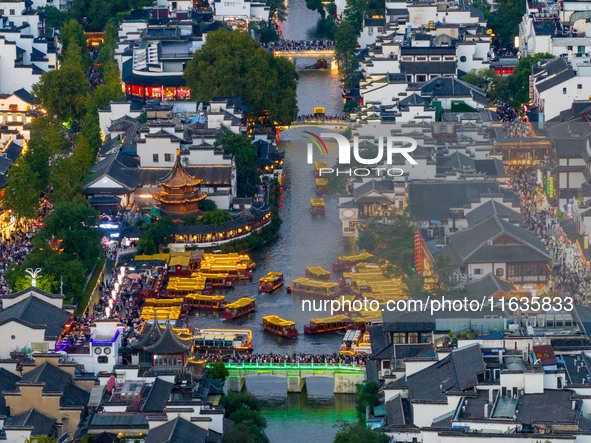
{"left": 193, "top": 329, "right": 253, "bottom": 353}
{"left": 222, "top": 297, "right": 257, "bottom": 320}
{"left": 340, "top": 329, "right": 372, "bottom": 356}
{"left": 315, "top": 178, "right": 329, "bottom": 195}
{"left": 289, "top": 277, "right": 338, "bottom": 298}
{"left": 200, "top": 253, "right": 256, "bottom": 279}
{"left": 314, "top": 161, "right": 327, "bottom": 178}
{"left": 305, "top": 266, "right": 331, "bottom": 281}
{"left": 141, "top": 298, "right": 186, "bottom": 320}
{"left": 183, "top": 294, "right": 226, "bottom": 311}
{"left": 165, "top": 275, "right": 212, "bottom": 296}
{"left": 258, "top": 272, "right": 284, "bottom": 293}
{"left": 332, "top": 252, "right": 374, "bottom": 272}
{"left": 195, "top": 271, "right": 237, "bottom": 288}
{"left": 304, "top": 314, "right": 352, "bottom": 335}
{"left": 261, "top": 315, "right": 298, "bottom": 338}
{"left": 310, "top": 198, "right": 325, "bottom": 216}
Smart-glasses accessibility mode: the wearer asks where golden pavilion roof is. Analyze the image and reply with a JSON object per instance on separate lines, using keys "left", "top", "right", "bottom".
{"left": 160, "top": 155, "right": 204, "bottom": 188}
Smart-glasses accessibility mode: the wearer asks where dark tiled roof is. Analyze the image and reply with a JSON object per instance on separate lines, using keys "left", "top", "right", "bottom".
{"left": 473, "top": 159, "right": 505, "bottom": 177}
{"left": 442, "top": 215, "right": 551, "bottom": 264}
{"left": 12, "top": 88, "right": 34, "bottom": 104}
{"left": 465, "top": 200, "right": 522, "bottom": 226}
{"left": 463, "top": 273, "right": 516, "bottom": 298}
{"left": 417, "top": 77, "right": 487, "bottom": 105}
{"left": 61, "top": 382, "right": 91, "bottom": 407}
{"left": 406, "top": 344, "right": 484, "bottom": 403}
{"left": 382, "top": 310, "right": 435, "bottom": 332}
{"left": 20, "top": 362, "right": 71, "bottom": 393}
{"left": 0, "top": 368, "right": 20, "bottom": 415}
{"left": 408, "top": 180, "right": 515, "bottom": 221}
{"left": 400, "top": 61, "right": 456, "bottom": 75}
{"left": 516, "top": 390, "right": 579, "bottom": 425}
{"left": 145, "top": 416, "right": 212, "bottom": 443}
{"left": 143, "top": 321, "right": 192, "bottom": 355}
{"left": 0, "top": 296, "right": 71, "bottom": 340}
{"left": 4, "top": 408, "right": 56, "bottom": 435}
{"left": 554, "top": 137, "right": 588, "bottom": 158}
{"left": 142, "top": 377, "right": 174, "bottom": 412}
{"left": 536, "top": 68, "right": 575, "bottom": 93}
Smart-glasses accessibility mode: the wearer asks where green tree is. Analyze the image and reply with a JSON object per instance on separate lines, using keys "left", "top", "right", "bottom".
{"left": 2, "top": 158, "right": 41, "bottom": 219}
{"left": 355, "top": 382, "right": 380, "bottom": 423}
{"left": 207, "top": 361, "right": 230, "bottom": 385}
{"left": 335, "top": 21, "right": 359, "bottom": 89}
{"left": 486, "top": 0, "right": 526, "bottom": 49}
{"left": 431, "top": 254, "right": 459, "bottom": 294}
{"left": 200, "top": 199, "right": 218, "bottom": 212}
{"left": 508, "top": 53, "right": 554, "bottom": 106}
{"left": 220, "top": 391, "right": 262, "bottom": 416}
{"left": 32, "top": 53, "right": 90, "bottom": 123}
{"left": 40, "top": 6, "right": 70, "bottom": 30}
{"left": 60, "top": 18, "right": 86, "bottom": 56}
{"left": 137, "top": 235, "right": 157, "bottom": 255}
{"left": 25, "top": 436, "right": 59, "bottom": 443}
{"left": 222, "top": 422, "right": 270, "bottom": 443}
{"left": 6, "top": 249, "right": 88, "bottom": 303}
{"left": 333, "top": 421, "right": 389, "bottom": 443}
{"left": 356, "top": 209, "right": 415, "bottom": 276}
{"left": 227, "top": 404, "right": 267, "bottom": 429}
{"left": 14, "top": 274, "right": 59, "bottom": 293}
{"left": 215, "top": 132, "right": 260, "bottom": 197}
{"left": 36, "top": 201, "right": 101, "bottom": 270}
{"left": 200, "top": 210, "right": 232, "bottom": 226}
{"left": 184, "top": 29, "right": 298, "bottom": 125}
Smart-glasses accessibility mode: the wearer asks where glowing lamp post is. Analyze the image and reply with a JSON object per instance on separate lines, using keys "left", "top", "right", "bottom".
{"left": 25, "top": 268, "right": 42, "bottom": 288}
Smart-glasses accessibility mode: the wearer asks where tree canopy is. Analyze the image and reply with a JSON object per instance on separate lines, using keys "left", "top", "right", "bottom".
{"left": 356, "top": 210, "right": 415, "bottom": 276}
{"left": 333, "top": 421, "right": 389, "bottom": 443}
{"left": 184, "top": 29, "right": 298, "bottom": 125}
{"left": 215, "top": 132, "right": 260, "bottom": 197}
{"left": 220, "top": 392, "right": 268, "bottom": 443}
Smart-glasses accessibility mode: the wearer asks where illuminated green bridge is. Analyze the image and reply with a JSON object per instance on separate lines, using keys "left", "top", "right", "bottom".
{"left": 207, "top": 363, "right": 366, "bottom": 394}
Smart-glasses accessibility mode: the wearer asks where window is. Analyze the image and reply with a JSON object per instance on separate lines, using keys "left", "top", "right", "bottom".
{"left": 431, "top": 56, "right": 441, "bottom": 61}
{"left": 406, "top": 75, "right": 412, "bottom": 82}
{"left": 382, "top": 360, "right": 391, "bottom": 369}
{"left": 416, "top": 74, "right": 427, "bottom": 82}
{"left": 393, "top": 332, "right": 405, "bottom": 343}
{"left": 444, "top": 56, "right": 455, "bottom": 61}
{"left": 474, "top": 268, "right": 482, "bottom": 275}
{"left": 507, "top": 265, "right": 517, "bottom": 277}
{"left": 568, "top": 45, "right": 573, "bottom": 51}
{"left": 578, "top": 84, "right": 583, "bottom": 90}
{"left": 416, "top": 56, "right": 427, "bottom": 61}
{"left": 164, "top": 153, "right": 172, "bottom": 162}
{"left": 578, "top": 45, "right": 585, "bottom": 54}
{"left": 401, "top": 56, "right": 413, "bottom": 61}
{"left": 9, "top": 9, "right": 14, "bottom": 15}
{"left": 98, "top": 356, "right": 109, "bottom": 364}
{"left": 496, "top": 268, "right": 504, "bottom": 277}
{"left": 563, "top": 87, "right": 567, "bottom": 94}
{"left": 153, "top": 153, "right": 159, "bottom": 163}
{"left": 460, "top": 55, "right": 467, "bottom": 62}
{"left": 524, "top": 264, "right": 537, "bottom": 276}
{"left": 408, "top": 332, "right": 419, "bottom": 343}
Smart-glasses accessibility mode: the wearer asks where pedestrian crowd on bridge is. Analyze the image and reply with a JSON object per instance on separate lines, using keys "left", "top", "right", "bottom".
{"left": 266, "top": 40, "right": 335, "bottom": 52}
{"left": 200, "top": 352, "right": 367, "bottom": 366}
{"left": 296, "top": 114, "right": 348, "bottom": 122}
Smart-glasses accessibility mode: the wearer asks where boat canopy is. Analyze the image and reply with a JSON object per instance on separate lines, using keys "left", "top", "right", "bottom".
{"left": 145, "top": 298, "right": 184, "bottom": 305}
{"left": 291, "top": 277, "right": 337, "bottom": 288}
{"left": 306, "top": 266, "right": 330, "bottom": 276}
{"left": 225, "top": 297, "right": 256, "bottom": 309}
{"left": 185, "top": 294, "right": 225, "bottom": 301}
{"left": 260, "top": 272, "right": 283, "bottom": 282}
{"left": 310, "top": 198, "right": 325, "bottom": 207}
{"left": 310, "top": 314, "right": 351, "bottom": 324}
{"left": 336, "top": 252, "right": 373, "bottom": 263}
{"left": 263, "top": 315, "right": 295, "bottom": 327}
{"left": 314, "top": 161, "right": 327, "bottom": 170}
{"left": 315, "top": 178, "right": 328, "bottom": 186}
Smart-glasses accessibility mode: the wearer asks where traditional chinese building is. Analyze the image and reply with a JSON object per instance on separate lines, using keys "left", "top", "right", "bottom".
{"left": 132, "top": 320, "right": 192, "bottom": 368}
{"left": 154, "top": 155, "right": 207, "bottom": 217}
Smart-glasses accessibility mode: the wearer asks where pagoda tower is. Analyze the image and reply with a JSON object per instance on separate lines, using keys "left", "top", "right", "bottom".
{"left": 154, "top": 154, "right": 207, "bottom": 217}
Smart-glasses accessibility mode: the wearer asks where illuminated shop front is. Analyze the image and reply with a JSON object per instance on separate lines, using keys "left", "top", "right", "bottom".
{"left": 121, "top": 59, "right": 191, "bottom": 101}
{"left": 124, "top": 84, "right": 191, "bottom": 101}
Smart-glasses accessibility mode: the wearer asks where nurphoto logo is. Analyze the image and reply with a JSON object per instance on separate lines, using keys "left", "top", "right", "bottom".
{"left": 305, "top": 131, "right": 418, "bottom": 177}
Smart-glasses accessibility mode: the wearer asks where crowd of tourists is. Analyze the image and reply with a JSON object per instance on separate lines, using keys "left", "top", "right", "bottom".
{"left": 200, "top": 352, "right": 368, "bottom": 366}
{"left": 266, "top": 39, "right": 334, "bottom": 51}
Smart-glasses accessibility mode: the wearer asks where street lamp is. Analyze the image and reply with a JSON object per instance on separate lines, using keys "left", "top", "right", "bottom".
{"left": 24, "top": 268, "right": 42, "bottom": 288}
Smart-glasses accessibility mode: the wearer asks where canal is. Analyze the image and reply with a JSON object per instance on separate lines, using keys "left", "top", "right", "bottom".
{"left": 188, "top": 1, "right": 351, "bottom": 440}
